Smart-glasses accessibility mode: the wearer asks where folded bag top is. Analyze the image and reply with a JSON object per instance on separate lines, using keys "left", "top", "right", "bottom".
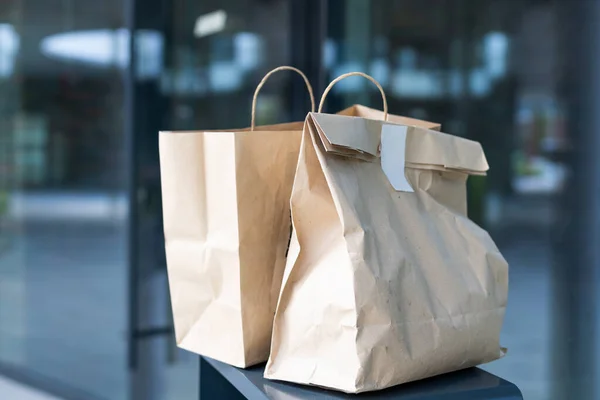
{"left": 265, "top": 72, "right": 508, "bottom": 393}
{"left": 335, "top": 103, "right": 440, "bottom": 130}
{"left": 313, "top": 72, "right": 488, "bottom": 176}
{"left": 160, "top": 66, "right": 314, "bottom": 368}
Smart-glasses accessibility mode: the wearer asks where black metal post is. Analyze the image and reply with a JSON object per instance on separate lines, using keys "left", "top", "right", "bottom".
{"left": 289, "top": 0, "right": 327, "bottom": 120}
{"left": 125, "top": 0, "right": 139, "bottom": 373}
{"left": 126, "top": 0, "right": 172, "bottom": 398}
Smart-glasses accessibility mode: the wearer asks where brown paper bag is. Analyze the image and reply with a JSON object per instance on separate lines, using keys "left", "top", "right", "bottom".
{"left": 159, "top": 66, "right": 315, "bottom": 368}
{"left": 336, "top": 103, "right": 441, "bottom": 131}
{"left": 265, "top": 73, "right": 509, "bottom": 392}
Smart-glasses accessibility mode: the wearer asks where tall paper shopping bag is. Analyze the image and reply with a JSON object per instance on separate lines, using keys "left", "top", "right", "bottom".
{"left": 265, "top": 73, "right": 509, "bottom": 392}
{"left": 159, "top": 67, "right": 314, "bottom": 368}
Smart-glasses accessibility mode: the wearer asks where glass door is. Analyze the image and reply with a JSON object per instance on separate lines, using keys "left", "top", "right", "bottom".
{"left": 0, "top": 0, "right": 129, "bottom": 399}
{"left": 128, "top": 0, "right": 313, "bottom": 399}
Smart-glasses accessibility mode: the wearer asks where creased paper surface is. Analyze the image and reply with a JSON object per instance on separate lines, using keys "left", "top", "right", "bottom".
{"left": 265, "top": 114, "right": 508, "bottom": 393}
{"left": 160, "top": 126, "right": 301, "bottom": 367}
{"left": 159, "top": 107, "right": 443, "bottom": 369}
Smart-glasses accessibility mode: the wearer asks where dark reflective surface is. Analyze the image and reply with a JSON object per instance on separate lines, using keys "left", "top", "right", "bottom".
{"left": 202, "top": 357, "right": 523, "bottom": 400}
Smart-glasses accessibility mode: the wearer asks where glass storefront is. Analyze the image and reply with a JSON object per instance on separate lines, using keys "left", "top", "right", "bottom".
{"left": 0, "top": 1, "right": 129, "bottom": 399}
{"left": 0, "top": 0, "right": 593, "bottom": 399}
{"left": 1, "top": 0, "right": 305, "bottom": 399}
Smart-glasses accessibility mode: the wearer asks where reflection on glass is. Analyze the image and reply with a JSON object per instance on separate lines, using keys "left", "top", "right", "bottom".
{"left": 0, "top": 1, "right": 129, "bottom": 399}
{"left": 193, "top": 10, "right": 228, "bottom": 38}
{"left": 40, "top": 29, "right": 164, "bottom": 79}
{"left": 0, "top": 23, "right": 19, "bottom": 77}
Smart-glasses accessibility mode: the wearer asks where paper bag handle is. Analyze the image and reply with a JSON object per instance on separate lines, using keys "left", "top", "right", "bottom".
{"left": 251, "top": 66, "right": 316, "bottom": 131}
{"left": 318, "top": 72, "right": 388, "bottom": 121}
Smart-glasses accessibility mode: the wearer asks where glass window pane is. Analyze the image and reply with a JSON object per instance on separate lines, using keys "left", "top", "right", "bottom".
{"left": 0, "top": 1, "right": 128, "bottom": 399}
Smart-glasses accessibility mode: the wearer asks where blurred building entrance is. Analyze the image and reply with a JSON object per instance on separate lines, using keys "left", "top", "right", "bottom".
{"left": 0, "top": 1, "right": 588, "bottom": 400}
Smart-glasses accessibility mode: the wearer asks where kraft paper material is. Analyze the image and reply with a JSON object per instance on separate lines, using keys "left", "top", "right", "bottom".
{"left": 264, "top": 112, "right": 508, "bottom": 392}
{"left": 159, "top": 103, "right": 440, "bottom": 368}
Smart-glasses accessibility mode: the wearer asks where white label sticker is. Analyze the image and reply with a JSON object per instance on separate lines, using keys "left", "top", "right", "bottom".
{"left": 381, "top": 124, "right": 414, "bottom": 192}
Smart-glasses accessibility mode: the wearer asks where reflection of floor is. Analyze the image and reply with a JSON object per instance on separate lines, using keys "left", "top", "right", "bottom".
{"left": 482, "top": 227, "right": 551, "bottom": 400}
{"left": 0, "top": 375, "right": 61, "bottom": 400}
{"left": 0, "top": 193, "right": 553, "bottom": 400}
{"left": 0, "top": 219, "right": 197, "bottom": 400}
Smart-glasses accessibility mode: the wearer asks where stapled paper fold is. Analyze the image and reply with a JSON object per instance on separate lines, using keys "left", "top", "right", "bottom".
{"left": 380, "top": 124, "right": 413, "bottom": 192}
{"left": 310, "top": 112, "right": 489, "bottom": 176}
{"left": 336, "top": 104, "right": 441, "bottom": 131}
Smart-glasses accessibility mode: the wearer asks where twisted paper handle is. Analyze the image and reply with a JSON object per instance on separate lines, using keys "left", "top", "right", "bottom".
{"left": 318, "top": 72, "right": 388, "bottom": 121}
{"left": 251, "top": 66, "right": 316, "bottom": 131}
